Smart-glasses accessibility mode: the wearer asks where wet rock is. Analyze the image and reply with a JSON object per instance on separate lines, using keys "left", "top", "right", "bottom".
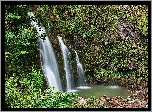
{"left": 105, "top": 97, "right": 110, "bottom": 102}
{"left": 128, "top": 79, "right": 134, "bottom": 85}
{"left": 79, "top": 98, "right": 86, "bottom": 104}
{"left": 127, "top": 100, "right": 133, "bottom": 104}
{"left": 96, "top": 78, "right": 102, "bottom": 84}
{"left": 127, "top": 97, "right": 133, "bottom": 101}
{"left": 136, "top": 79, "right": 141, "bottom": 85}
{"left": 137, "top": 85, "right": 142, "bottom": 90}
{"left": 145, "top": 103, "right": 148, "bottom": 108}
{"left": 128, "top": 85, "right": 134, "bottom": 90}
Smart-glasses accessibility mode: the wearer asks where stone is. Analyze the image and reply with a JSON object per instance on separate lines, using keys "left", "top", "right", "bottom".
{"left": 79, "top": 98, "right": 86, "bottom": 104}
{"left": 127, "top": 97, "right": 132, "bottom": 101}
{"left": 137, "top": 85, "right": 142, "bottom": 90}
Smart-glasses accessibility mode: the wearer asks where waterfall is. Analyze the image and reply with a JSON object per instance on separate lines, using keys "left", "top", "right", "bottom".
{"left": 27, "top": 12, "right": 62, "bottom": 92}
{"left": 57, "top": 36, "right": 76, "bottom": 92}
{"left": 74, "top": 50, "right": 86, "bottom": 86}
{"left": 74, "top": 50, "right": 90, "bottom": 89}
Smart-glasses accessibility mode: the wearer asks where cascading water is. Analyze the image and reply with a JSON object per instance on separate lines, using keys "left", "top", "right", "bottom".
{"left": 27, "top": 12, "right": 62, "bottom": 92}
{"left": 74, "top": 50, "right": 90, "bottom": 89}
{"left": 57, "top": 36, "right": 76, "bottom": 92}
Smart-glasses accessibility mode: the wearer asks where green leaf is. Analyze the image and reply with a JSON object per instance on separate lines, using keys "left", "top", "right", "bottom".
{"left": 20, "top": 51, "right": 28, "bottom": 54}
{"left": 7, "top": 13, "right": 21, "bottom": 19}
{"left": 5, "top": 52, "right": 10, "bottom": 55}
{"left": 5, "top": 32, "right": 16, "bottom": 38}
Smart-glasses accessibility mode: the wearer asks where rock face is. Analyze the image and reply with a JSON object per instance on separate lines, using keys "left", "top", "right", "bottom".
{"left": 116, "top": 18, "right": 139, "bottom": 40}
{"left": 115, "top": 17, "right": 141, "bottom": 50}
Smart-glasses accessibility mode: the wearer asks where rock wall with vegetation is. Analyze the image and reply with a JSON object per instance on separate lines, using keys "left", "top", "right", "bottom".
{"left": 5, "top": 5, "right": 148, "bottom": 108}
{"left": 30, "top": 5, "right": 148, "bottom": 79}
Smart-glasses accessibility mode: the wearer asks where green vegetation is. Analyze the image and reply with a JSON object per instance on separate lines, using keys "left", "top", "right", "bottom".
{"left": 34, "top": 5, "right": 148, "bottom": 79}
{"left": 5, "top": 5, "right": 148, "bottom": 108}
{"left": 5, "top": 5, "right": 78, "bottom": 108}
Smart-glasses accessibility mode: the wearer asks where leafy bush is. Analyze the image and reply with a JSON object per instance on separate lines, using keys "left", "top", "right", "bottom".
{"left": 5, "top": 76, "right": 78, "bottom": 108}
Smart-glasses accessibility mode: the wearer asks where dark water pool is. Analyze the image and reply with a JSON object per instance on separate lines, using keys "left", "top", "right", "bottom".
{"left": 75, "top": 85, "right": 130, "bottom": 99}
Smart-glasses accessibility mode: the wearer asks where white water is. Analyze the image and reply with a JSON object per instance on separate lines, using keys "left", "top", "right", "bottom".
{"left": 107, "top": 85, "right": 120, "bottom": 89}
{"left": 27, "top": 12, "right": 62, "bottom": 92}
{"left": 58, "top": 36, "right": 75, "bottom": 92}
{"left": 77, "top": 86, "right": 91, "bottom": 89}
{"left": 66, "top": 89, "right": 78, "bottom": 92}
{"left": 74, "top": 50, "right": 88, "bottom": 87}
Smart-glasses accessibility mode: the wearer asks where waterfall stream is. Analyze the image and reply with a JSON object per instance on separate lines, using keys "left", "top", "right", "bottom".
{"left": 28, "top": 12, "right": 89, "bottom": 92}
{"left": 27, "top": 12, "right": 62, "bottom": 92}
{"left": 57, "top": 36, "right": 76, "bottom": 92}
{"left": 26, "top": 11, "right": 132, "bottom": 101}
{"left": 74, "top": 50, "right": 88, "bottom": 88}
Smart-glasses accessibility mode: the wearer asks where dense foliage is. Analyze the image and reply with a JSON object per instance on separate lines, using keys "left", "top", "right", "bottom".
{"left": 5, "top": 5, "right": 78, "bottom": 108}
{"left": 40, "top": 5, "right": 148, "bottom": 79}
{"left": 5, "top": 5, "right": 148, "bottom": 108}
{"left": 35, "top": 5, "right": 147, "bottom": 78}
